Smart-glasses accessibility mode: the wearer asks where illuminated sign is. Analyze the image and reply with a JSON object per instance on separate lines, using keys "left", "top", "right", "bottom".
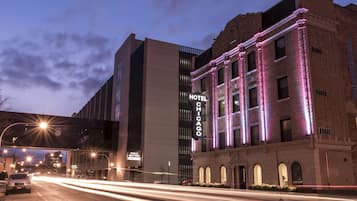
{"left": 189, "top": 94, "right": 207, "bottom": 140}
{"left": 127, "top": 152, "right": 141, "bottom": 161}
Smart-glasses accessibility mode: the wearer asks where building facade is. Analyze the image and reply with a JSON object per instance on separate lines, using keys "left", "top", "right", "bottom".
{"left": 77, "top": 34, "right": 202, "bottom": 183}
{"left": 114, "top": 35, "right": 202, "bottom": 183}
{"left": 191, "top": 0, "right": 357, "bottom": 188}
{"left": 75, "top": 76, "right": 115, "bottom": 121}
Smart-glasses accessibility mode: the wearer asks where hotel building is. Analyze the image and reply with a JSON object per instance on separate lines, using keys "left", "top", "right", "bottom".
{"left": 191, "top": 0, "right": 357, "bottom": 188}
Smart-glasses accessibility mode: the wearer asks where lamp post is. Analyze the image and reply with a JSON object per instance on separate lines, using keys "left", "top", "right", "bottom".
{"left": 90, "top": 152, "right": 112, "bottom": 180}
{"left": 0, "top": 121, "right": 48, "bottom": 148}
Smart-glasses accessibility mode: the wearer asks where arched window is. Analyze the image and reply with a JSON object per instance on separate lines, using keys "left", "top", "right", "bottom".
{"left": 278, "top": 163, "right": 288, "bottom": 187}
{"left": 291, "top": 162, "right": 303, "bottom": 185}
{"left": 199, "top": 167, "right": 205, "bottom": 184}
{"left": 253, "top": 164, "right": 262, "bottom": 185}
{"left": 220, "top": 166, "right": 227, "bottom": 184}
{"left": 205, "top": 167, "right": 211, "bottom": 184}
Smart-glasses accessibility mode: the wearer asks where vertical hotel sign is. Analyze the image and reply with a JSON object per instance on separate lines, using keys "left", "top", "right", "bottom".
{"left": 189, "top": 93, "right": 207, "bottom": 140}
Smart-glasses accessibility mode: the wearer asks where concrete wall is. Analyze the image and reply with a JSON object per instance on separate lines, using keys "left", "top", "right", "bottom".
{"left": 142, "top": 39, "right": 179, "bottom": 184}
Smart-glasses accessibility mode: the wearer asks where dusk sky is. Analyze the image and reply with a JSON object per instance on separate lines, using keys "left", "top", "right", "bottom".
{"left": 0, "top": 0, "right": 356, "bottom": 117}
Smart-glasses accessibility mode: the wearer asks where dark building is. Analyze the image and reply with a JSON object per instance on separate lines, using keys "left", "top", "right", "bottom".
{"left": 75, "top": 76, "right": 115, "bottom": 121}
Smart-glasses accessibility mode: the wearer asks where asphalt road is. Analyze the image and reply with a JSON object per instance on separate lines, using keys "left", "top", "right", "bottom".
{"left": 4, "top": 180, "right": 120, "bottom": 201}
{"left": 3, "top": 177, "right": 357, "bottom": 201}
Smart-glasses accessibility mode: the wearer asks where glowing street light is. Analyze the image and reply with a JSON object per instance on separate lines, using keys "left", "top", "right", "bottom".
{"left": 39, "top": 161, "right": 43, "bottom": 164}
{"left": 22, "top": 148, "right": 27, "bottom": 152}
{"left": 3, "top": 149, "right": 8, "bottom": 154}
{"left": 90, "top": 152, "right": 97, "bottom": 158}
{"left": 39, "top": 122, "right": 48, "bottom": 130}
{"left": 26, "top": 156, "right": 32, "bottom": 162}
{"left": 0, "top": 121, "right": 49, "bottom": 148}
{"left": 50, "top": 153, "right": 54, "bottom": 157}
{"left": 110, "top": 163, "right": 115, "bottom": 167}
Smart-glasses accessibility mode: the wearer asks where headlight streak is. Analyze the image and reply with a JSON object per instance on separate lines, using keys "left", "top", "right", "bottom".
{"left": 33, "top": 176, "right": 355, "bottom": 201}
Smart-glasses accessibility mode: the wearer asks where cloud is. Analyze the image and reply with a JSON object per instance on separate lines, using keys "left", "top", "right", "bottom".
{"left": 0, "top": 32, "right": 114, "bottom": 95}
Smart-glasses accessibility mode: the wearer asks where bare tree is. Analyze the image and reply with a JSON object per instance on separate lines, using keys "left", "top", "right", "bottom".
{"left": 0, "top": 90, "right": 8, "bottom": 110}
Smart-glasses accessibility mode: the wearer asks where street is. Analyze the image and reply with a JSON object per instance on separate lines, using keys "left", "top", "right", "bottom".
{"left": 2, "top": 177, "right": 356, "bottom": 201}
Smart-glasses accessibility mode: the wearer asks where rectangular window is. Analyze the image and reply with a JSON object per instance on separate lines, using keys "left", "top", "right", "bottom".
{"left": 233, "top": 129, "right": 240, "bottom": 148}
{"left": 217, "top": 68, "right": 224, "bottom": 85}
{"left": 232, "top": 93, "right": 240, "bottom": 113}
{"left": 200, "top": 77, "right": 207, "bottom": 92}
{"left": 277, "top": 76, "right": 289, "bottom": 99}
{"left": 249, "top": 87, "right": 258, "bottom": 108}
{"left": 201, "top": 138, "right": 207, "bottom": 152}
{"left": 231, "top": 61, "right": 239, "bottom": 78}
{"left": 250, "top": 125, "right": 260, "bottom": 145}
{"left": 219, "top": 132, "right": 225, "bottom": 149}
{"left": 280, "top": 119, "right": 292, "bottom": 142}
{"left": 247, "top": 51, "right": 256, "bottom": 72}
{"left": 218, "top": 99, "right": 225, "bottom": 117}
{"left": 275, "top": 36, "right": 286, "bottom": 59}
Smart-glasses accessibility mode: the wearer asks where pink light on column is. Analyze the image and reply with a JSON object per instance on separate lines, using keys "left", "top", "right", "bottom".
{"left": 224, "top": 61, "right": 232, "bottom": 146}
{"left": 211, "top": 68, "right": 218, "bottom": 148}
{"left": 191, "top": 138, "right": 196, "bottom": 152}
{"left": 256, "top": 43, "right": 267, "bottom": 141}
{"left": 297, "top": 19, "right": 314, "bottom": 135}
{"left": 238, "top": 50, "right": 248, "bottom": 144}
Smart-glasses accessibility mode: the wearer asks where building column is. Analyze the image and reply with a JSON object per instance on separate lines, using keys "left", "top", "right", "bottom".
{"left": 210, "top": 65, "right": 218, "bottom": 149}
{"left": 297, "top": 19, "right": 314, "bottom": 136}
{"left": 256, "top": 42, "right": 267, "bottom": 142}
{"left": 238, "top": 48, "right": 248, "bottom": 144}
{"left": 224, "top": 59, "right": 232, "bottom": 147}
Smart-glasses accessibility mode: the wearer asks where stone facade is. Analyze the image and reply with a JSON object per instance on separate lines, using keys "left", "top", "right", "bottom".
{"left": 191, "top": 0, "right": 357, "bottom": 188}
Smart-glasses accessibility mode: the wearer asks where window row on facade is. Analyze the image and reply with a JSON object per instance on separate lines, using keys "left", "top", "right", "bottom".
{"left": 215, "top": 76, "right": 289, "bottom": 117}
{"left": 200, "top": 36, "right": 286, "bottom": 90}
{"left": 202, "top": 118, "right": 292, "bottom": 151}
{"left": 198, "top": 161, "right": 302, "bottom": 187}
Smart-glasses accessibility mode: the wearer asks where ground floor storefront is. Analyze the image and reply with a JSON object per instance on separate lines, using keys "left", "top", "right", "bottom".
{"left": 193, "top": 139, "right": 356, "bottom": 188}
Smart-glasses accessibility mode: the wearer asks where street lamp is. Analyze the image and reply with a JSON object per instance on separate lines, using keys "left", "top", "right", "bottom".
{"left": 0, "top": 121, "right": 49, "bottom": 148}
{"left": 22, "top": 148, "right": 27, "bottom": 152}
{"left": 2, "top": 149, "right": 8, "bottom": 154}
{"left": 26, "top": 156, "right": 32, "bottom": 162}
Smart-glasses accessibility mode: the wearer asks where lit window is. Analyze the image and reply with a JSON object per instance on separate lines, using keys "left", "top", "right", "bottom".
{"left": 217, "top": 68, "right": 224, "bottom": 85}
{"left": 275, "top": 36, "right": 286, "bottom": 59}
{"left": 231, "top": 61, "right": 239, "bottom": 78}
{"left": 253, "top": 164, "right": 262, "bottom": 185}
{"left": 220, "top": 166, "right": 227, "bottom": 184}
{"left": 247, "top": 51, "right": 256, "bottom": 72}
{"left": 218, "top": 100, "right": 225, "bottom": 117}
{"left": 232, "top": 93, "right": 240, "bottom": 113}
{"left": 249, "top": 87, "right": 258, "bottom": 108}
{"left": 277, "top": 76, "right": 289, "bottom": 99}
{"left": 199, "top": 167, "right": 205, "bottom": 184}
{"left": 278, "top": 163, "right": 288, "bottom": 187}
{"left": 205, "top": 167, "right": 211, "bottom": 184}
